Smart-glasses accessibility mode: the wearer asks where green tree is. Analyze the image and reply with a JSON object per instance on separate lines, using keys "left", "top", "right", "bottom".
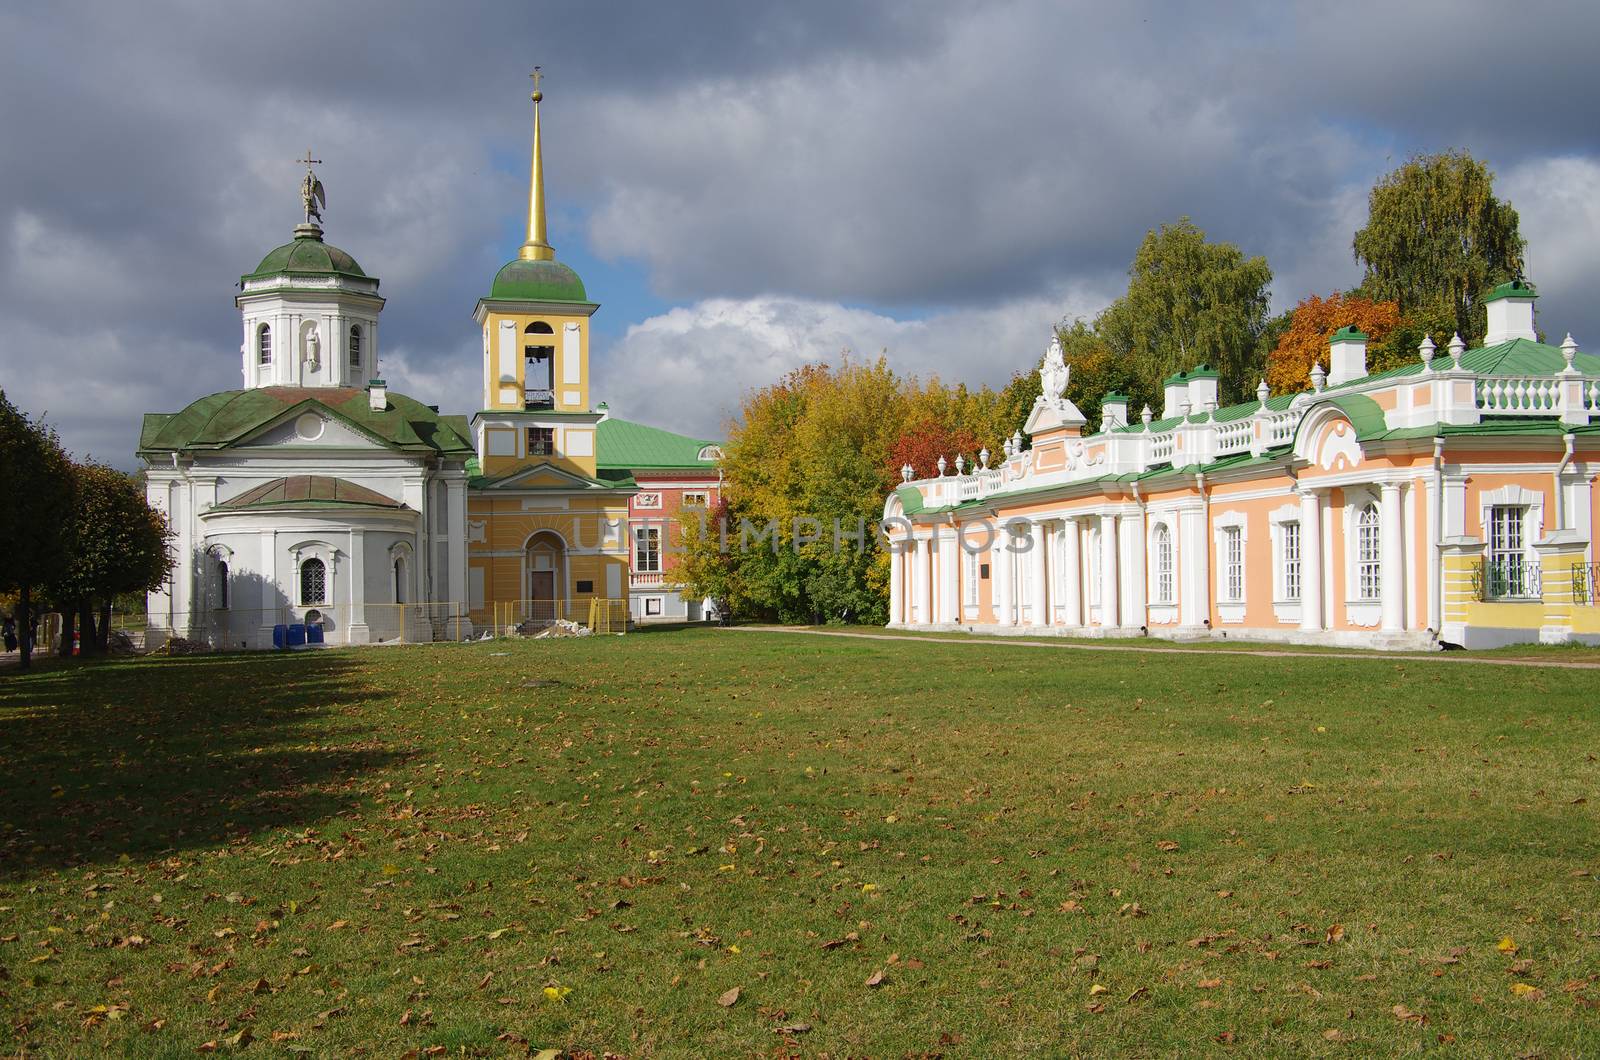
{"left": 0, "top": 392, "right": 76, "bottom": 670}
{"left": 1353, "top": 151, "right": 1525, "bottom": 346}
{"left": 1095, "top": 218, "right": 1274, "bottom": 405}
{"left": 47, "top": 462, "right": 172, "bottom": 657}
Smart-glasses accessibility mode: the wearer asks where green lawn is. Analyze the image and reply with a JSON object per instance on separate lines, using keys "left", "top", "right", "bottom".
{"left": 1, "top": 629, "right": 1598, "bottom": 1056}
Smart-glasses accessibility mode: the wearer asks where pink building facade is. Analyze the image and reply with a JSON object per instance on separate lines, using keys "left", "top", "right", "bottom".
{"left": 884, "top": 282, "right": 1600, "bottom": 649}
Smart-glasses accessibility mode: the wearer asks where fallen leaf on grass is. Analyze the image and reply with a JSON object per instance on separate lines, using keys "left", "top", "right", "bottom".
{"left": 542, "top": 985, "right": 571, "bottom": 1003}
{"left": 1088, "top": 983, "right": 1108, "bottom": 996}
{"left": 717, "top": 987, "right": 741, "bottom": 1007}
{"left": 865, "top": 970, "right": 886, "bottom": 988}
{"left": 1510, "top": 982, "right": 1544, "bottom": 1000}
{"left": 1322, "top": 1028, "right": 1350, "bottom": 1042}
{"left": 1325, "top": 923, "right": 1345, "bottom": 944}
{"left": 1197, "top": 978, "right": 1222, "bottom": 989}
{"left": 773, "top": 1023, "right": 812, "bottom": 1035}
{"left": 1391, "top": 1004, "right": 1427, "bottom": 1025}
{"left": 1155, "top": 840, "right": 1179, "bottom": 852}
{"left": 1497, "top": 936, "right": 1518, "bottom": 955}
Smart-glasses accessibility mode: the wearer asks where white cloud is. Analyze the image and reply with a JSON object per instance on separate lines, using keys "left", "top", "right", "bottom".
{"left": 592, "top": 284, "right": 1113, "bottom": 440}
{"left": 1501, "top": 156, "right": 1600, "bottom": 341}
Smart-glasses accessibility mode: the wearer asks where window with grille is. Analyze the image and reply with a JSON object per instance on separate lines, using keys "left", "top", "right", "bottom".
{"left": 1281, "top": 520, "right": 1301, "bottom": 601}
{"left": 349, "top": 325, "right": 362, "bottom": 370}
{"left": 1357, "top": 504, "right": 1381, "bottom": 600}
{"left": 527, "top": 427, "right": 555, "bottom": 456}
{"left": 257, "top": 324, "right": 272, "bottom": 366}
{"left": 1223, "top": 526, "right": 1244, "bottom": 602}
{"left": 634, "top": 528, "right": 661, "bottom": 572}
{"left": 300, "top": 557, "right": 327, "bottom": 605}
{"left": 1488, "top": 505, "right": 1529, "bottom": 597}
{"left": 1153, "top": 524, "right": 1173, "bottom": 603}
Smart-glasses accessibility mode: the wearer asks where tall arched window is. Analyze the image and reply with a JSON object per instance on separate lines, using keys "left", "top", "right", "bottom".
{"left": 215, "top": 558, "right": 229, "bottom": 610}
{"left": 257, "top": 324, "right": 272, "bottom": 366}
{"left": 348, "top": 324, "right": 362, "bottom": 371}
{"left": 523, "top": 321, "right": 555, "bottom": 407}
{"left": 393, "top": 556, "right": 406, "bottom": 604}
{"left": 1153, "top": 524, "right": 1173, "bottom": 604}
{"left": 1356, "top": 503, "right": 1381, "bottom": 600}
{"left": 300, "top": 557, "right": 327, "bottom": 605}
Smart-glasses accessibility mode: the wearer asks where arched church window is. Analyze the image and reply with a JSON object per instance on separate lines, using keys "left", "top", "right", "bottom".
{"left": 524, "top": 322, "right": 555, "bottom": 408}
{"left": 1153, "top": 525, "right": 1173, "bottom": 604}
{"left": 393, "top": 556, "right": 406, "bottom": 604}
{"left": 349, "top": 325, "right": 362, "bottom": 371}
{"left": 216, "top": 559, "right": 229, "bottom": 610}
{"left": 300, "top": 557, "right": 327, "bottom": 606}
{"left": 257, "top": 324, "right": 272, "bottom": 366}
{"left": 1357, "top": 503, "right": 1381, "bottom": 600}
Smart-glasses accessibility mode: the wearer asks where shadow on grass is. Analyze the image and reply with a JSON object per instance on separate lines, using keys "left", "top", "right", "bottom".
{"left": 0, "top": 650, "right": 400, "bottom": 876}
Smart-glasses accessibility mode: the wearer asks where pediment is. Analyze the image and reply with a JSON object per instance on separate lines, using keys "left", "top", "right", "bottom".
{"left": 236, "top": 405, "right": 393, "bottom": 450}
{"left": 481, "top": 462, "right": 604, "bottom": 490}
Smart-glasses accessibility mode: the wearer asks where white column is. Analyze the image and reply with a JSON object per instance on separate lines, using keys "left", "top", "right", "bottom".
{"left": 1380, "top": 482, "right": 1405, "bottom": 632}
{"left": 1299, "top": 489, "right": 1323, "bottom": 632}
{"left": 1059, "top": 519, "right": 1081, "bottom": 626}
{"left": 888, "top": 542, "right": 904, "bottom": 625}
{"left": 348, "top": 527, "right": 369, "bottom": 643}
{"left": 1121, "top": 512, "right": 1146, "bottom": 628}
{"left": 1099, "top": 513, "right": 1119, "bottom": 629}
{"left": 995, "top": 529, "right": 1015, "bottom": 626}
{"left": 913, "top": 536, "right": 931, "bottom": 626}
{"left": 939, "top": 524, "right": 961, "bottom": 624}
{"left": 1028, "top": 520, "right": 1048, "bottom": 627}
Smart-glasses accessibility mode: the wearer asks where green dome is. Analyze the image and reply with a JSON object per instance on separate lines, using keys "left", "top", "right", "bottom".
{"left": 489, "top": 256, "right": 588, "bottom": 302}
{"left": 245, "top": 224, "right": 367, "bottom": 282}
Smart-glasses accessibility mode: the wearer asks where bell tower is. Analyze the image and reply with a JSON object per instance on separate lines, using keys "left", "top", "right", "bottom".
{"left": 472, "top": 70, "right": 601, "bottom": 479}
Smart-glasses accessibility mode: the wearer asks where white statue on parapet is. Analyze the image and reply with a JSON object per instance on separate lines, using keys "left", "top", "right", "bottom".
{"left": 1039, "top": 335, "right": 1069, "bottom": 405}
{"left": 1023, "top": 332, "right": 1087, "bottom": 438}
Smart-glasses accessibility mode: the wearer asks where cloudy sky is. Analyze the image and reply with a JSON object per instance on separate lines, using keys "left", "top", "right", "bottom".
{"left": 2, "top": 1, "right": 1597, "bottom": 466}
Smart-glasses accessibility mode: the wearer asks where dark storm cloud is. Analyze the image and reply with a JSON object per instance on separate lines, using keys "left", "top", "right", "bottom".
{"left": 0, "top": 0, "right": 1596, "bottom": 461}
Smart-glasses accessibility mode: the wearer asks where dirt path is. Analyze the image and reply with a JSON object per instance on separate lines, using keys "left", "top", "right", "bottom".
{"left": 721, "top": 625, "right": 1600, "bottom": 671}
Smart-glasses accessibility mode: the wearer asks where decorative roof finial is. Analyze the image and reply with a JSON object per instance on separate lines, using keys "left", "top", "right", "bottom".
{"left": 1140, "top": 404, "right": 1153, "bottom": 426}
{"left": 1561, "top": 333, "right": 1579, "bottom": 372}
{"left": 979, "top": 446, "right": 990, "bottom": 469}
{"left": 1419, "top": 334, "right": 1436, "bottom": 371}
{"left": 936, "top": 455, "right": 947, "bottom": 476}
{"left": 1039, "top": 334, "right": 1069, "bottom": 404}
{"left": 520, "top": 67, "right": 555, "bottom": 262}
{"left": 900, "top": 463, "right": 914, "bottom": 483}
{"left": 296, "top": 148, "right": 325, "bottom": 228}
{"left": 1309, "top": 362, "right": 1326, "bottom": 393}
{"left": 1448, "top": 332, "right": 1465, "bottom": 369}
{"left": 955, "top": 453, "right": 966, "bottom": 475}
{"left": 1256, "top": 378, "right": 1270, "bottom": 406}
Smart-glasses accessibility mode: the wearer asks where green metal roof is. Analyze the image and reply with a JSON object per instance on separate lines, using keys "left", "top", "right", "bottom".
{"left": 139, "top": 387, "right": 474, "bottom": 456}
{"left": 1484, "top": 279, "right": 1537, "bottom": 303}
{"left": 1331, "top": 325, "right": 1367, "bottom": 341}
{"left": 488, "top": 257, "right": 588, "bottom": 302}
{"left": 244, "top": 226, "right": 368, "bottom": 283}
{"left": 596, "top": 416, "right": 720, "bottom": 471}
{"left": 1321, "top": 394, "right": 1388, "bottom": 440}
{"left": 214, "top": 475, "right": 406, "bottom": 512}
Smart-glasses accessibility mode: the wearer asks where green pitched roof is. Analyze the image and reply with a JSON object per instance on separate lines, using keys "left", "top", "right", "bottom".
{"left": 488, "top": 258, "right": 588, "bottom": 302}
{"left": 244, "top": 226, "right": 368, "bottom": 283}
{"left": 596, "top": 416, "right": 721, "bottom": 471}
{"left": 139, "top": 387, "right": 473, "bottom": 456}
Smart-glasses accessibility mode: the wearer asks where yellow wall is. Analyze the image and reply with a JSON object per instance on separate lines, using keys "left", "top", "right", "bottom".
{"left": 481, "top": 306, "right": 591, "bottom": 415}
{"left": 467, "top": 492, "right": 630, "bottom": 621}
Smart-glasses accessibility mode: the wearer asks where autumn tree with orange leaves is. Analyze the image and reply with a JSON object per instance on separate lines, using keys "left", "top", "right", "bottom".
{"left": 1264, "top": 293, "right": 1403, "bottom": 395}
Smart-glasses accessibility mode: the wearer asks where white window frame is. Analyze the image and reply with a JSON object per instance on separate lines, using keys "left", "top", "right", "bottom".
{"left": 1211, "top": 511, "right": 1249, "bottom": 624}
{"left": 1266, "top": 503, "right": 1302, "bottom": 624}
{"left": 962, "top": 545, "right": 979, "bottom": 609}
{"left": 289, "top": 542, "right": 339, "bottom": 609}
{"left": 1151, "top": 522, "right": 1174, "bottom": 605}
{"left": 299, "top": 556, "right": 329, "bottom": 606}
{"left": 257, "top": 323, "right": 272, "bottom": 366}
{"left": 682, "top": 491, "right": 710, "bottom": 509}
{"left": 634, "top": 527, "right": 662, "bottom": 573}
{"left": 1478, "top": 485, "right": 1543, "bottom": 600}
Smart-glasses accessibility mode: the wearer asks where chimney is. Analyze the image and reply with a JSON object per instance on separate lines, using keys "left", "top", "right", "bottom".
{"left": 1483, "top": 279, "right": 1537, "bottom": 345}
{"left": 1186, "top": 364, "right": 1219, "bottom": 412}
{"left": 1327, "top": 326, "right": 1368, "bottom": 385}
{"left": 597, "top": 401, "right": 611, "bottom": 421}
{"left": 1162, "top": 371, "right": 1188, "bottom": 419}
{"left": 1100, "top": 392, "right": 1129, "bottom": 432}
{"left": 368, "top": 378, "right": 388, "bottom": 412}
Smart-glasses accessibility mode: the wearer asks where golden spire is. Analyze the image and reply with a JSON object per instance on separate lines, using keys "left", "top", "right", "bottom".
{"left": 519, "top": 67, "right": 555, "bottom": 262}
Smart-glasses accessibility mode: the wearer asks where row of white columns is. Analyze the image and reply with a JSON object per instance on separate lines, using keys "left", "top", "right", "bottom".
{"left": 892, "top": 481, "right": 1413, "bottom": 635}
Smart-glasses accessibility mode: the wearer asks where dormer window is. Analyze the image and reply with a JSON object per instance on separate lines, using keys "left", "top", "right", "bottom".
{"left": 348, "top": 324, "right": 362, "bottom": 371}
{"left": 257, "top": 324, "right": 272, "bottom": 366}
{"left": 524, "top": 322, "right": 554, "bottom": 408}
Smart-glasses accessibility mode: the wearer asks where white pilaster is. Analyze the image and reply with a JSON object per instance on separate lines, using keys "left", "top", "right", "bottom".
{"left": 1121, "top": 512, "right": 1146, "bottom": 628}
{"left": 888, "top": 543, "right": 904, "bottom": 625}
{"left": 1380, "top": 482, "right": 1405, "bottom": 632}
{"left": 913, "top": 535, "right": 931, "bottom": 626}
{"left": 1299, "top": 489, "right": 1323, "bottom": 632}
{"left": 348, "top": 527, "right": 370, "bottom": 644}
{"left": 1059, "top": 519, "right": 1081, "bottom": 626}
{"left": 939, "top": 524, "right": 961, "bottom": 624}
{"left": 446, "top": 476, "right": 468, "bottom": 606}
{"left": 1099, "top": 513, "right": 1119, "bottom": 629}
{"left": 1028, "top": 521, "right": 1048, "bottom": 628}
{"left": 995, "top": 530, "right": 1015, "bottom": 626}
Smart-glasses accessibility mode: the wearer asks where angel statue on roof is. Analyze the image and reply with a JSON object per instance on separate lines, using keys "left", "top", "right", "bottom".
{"left": 1039, "top": 334, "right": 1069, "bottom": 404}
{"left": 299, "top": 153, "right": 326, "bottom": 225}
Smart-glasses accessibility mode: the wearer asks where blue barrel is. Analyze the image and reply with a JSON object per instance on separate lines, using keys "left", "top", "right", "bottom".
{"left": 272, "top": 624, "right": 288, "bottom": 649}
{"left": 305, "top": 623, "right": 324, "bottom": 645}
{"left": 287, "top": 624, "right": 306, "bottom": 647}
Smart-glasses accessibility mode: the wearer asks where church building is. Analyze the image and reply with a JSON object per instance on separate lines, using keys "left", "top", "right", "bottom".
{"left": 139, "top": 83, "right": 719, "bottom": 648}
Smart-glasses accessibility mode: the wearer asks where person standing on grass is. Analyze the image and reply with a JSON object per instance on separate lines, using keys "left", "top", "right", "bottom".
{"left": 2, "top": 616, "right": 15, "bottom": 653}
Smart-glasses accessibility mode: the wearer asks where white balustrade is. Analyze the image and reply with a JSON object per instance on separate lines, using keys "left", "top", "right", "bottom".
{"left": 1476, "top": 376, "right": 1559, "bottom": 414}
